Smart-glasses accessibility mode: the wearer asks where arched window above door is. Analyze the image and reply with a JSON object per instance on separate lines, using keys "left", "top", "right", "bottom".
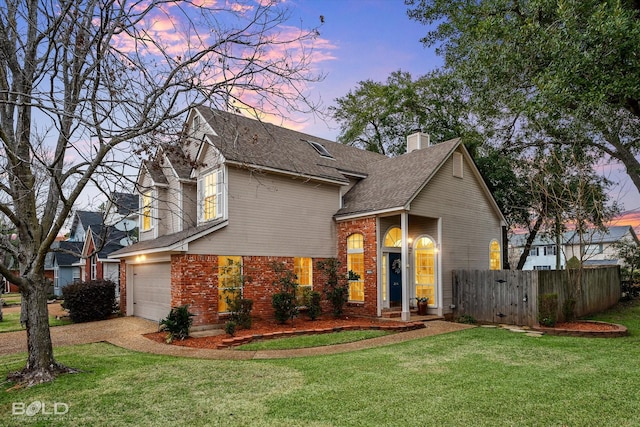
{"left": 384, "top": 227, "right": 402, "bottom": 248}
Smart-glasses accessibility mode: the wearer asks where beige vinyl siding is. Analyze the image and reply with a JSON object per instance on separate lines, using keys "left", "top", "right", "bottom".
{"left": 181, "top": 182, "right": 198, "bottom": 230}
{"left": 156, "top": 187, "right": 170, "bottom": 237}
{"left": 200, "top": 143, "right": 224, "bottom": 170}
{"left": 410, "top": 148, "right": 503, "bottom": 313}
{"left": 163, "top": 178, "right": 197, "bottom": 234}
{"left": 189, "top": 166, "right": 339, "bottom": 257}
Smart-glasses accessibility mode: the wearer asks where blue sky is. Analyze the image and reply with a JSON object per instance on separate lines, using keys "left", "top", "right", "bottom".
{"left": 285, "top": 0, "right": 640, "bottom": 226}
{"left": 290, "top": 0, "right": 442, "bottom": 139}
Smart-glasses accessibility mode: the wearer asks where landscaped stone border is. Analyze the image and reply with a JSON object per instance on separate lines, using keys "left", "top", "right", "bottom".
{"left": 216, "top": 321, "right": 427, "bottom": 349}
{"left": 532, "top": 320, "right": 628, "bottom": 338}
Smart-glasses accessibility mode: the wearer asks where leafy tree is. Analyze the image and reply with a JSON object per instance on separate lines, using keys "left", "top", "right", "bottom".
{"left": 330, "top": 70, "right": 473, "bottom": 156}
{"left": 614, "top": 239, "right": 640, "bottom": 284}
{"left": 406, "top": 0, "right": 640, "bottom": 195}
{"left": 0, "top": 0, "right": 324, "bottom": 386}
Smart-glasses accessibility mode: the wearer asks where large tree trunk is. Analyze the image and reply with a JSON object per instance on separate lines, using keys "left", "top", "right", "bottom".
{"left": 7, "top": 273, "right": 76, "bottom": 386}
{"left": 516, "top": 216, "right": 544, "bottom": 270}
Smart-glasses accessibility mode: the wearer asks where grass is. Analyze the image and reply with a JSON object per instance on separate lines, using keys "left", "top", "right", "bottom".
{"left": 237, "top": 330, "right": 390, "bottom": 351}
{"left": 1, "top": 300, "right": 640, "bottom": 426}
{"left": 0, "top": 313, "right": 71, "bottom": 333}
{"left": 1, "top": 293, "right": 21, "bottom": 306}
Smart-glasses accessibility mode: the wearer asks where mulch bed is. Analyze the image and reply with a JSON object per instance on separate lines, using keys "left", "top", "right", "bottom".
{"left": 533, "top": 320, "right": 628, "bottom": 337}
{"left": 144, "top": 316, "right": 406, "bottom": 349}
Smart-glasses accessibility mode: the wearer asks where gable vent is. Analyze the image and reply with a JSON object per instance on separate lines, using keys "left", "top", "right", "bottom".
{"left": 407, "top": 132, "right": 430, "bottom": 153}
{"left": 453, "top": 152, "right": 464, "bottom": 178}
{"left": 305, "top": 140, "right": 334, "bottom": 159}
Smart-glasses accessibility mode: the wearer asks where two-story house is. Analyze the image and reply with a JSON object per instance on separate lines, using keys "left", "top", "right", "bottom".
{"left": 110, "top": 107, "right": 507, "bottom": 325}
{"left": 509, "top": 225, "right": 639, "bottom": 270}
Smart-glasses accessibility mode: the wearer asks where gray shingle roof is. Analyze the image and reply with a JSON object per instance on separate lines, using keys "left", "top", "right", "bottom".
{"left": 510, "top": 225, "right": 639, "bottom": 248}
{"left": 109, "top": 219, "right": 226, "bottom": 257}
{"left": 337, "top": 138, "right": 462, "bottom": 216}
{"left": 161, "top": 144, "right": 193, "bottom": 180}
{"left": 196, "top": 107, "right": 386, "bottom": 183}
{"left": 111, "top": 192, "right": 139, "bottom": 215}
{"left": 141, "top": 160, "right": 168, "bottom": 186}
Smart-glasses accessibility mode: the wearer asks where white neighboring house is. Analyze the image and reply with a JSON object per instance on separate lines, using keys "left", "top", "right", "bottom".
{"left": 509, "top": 225, "right": 639, "bottom": 270}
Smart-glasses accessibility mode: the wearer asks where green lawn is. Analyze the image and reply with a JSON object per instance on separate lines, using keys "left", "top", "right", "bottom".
{"left": 0, "top": 313, "right": 70, "bottom": 333}
{"left": 2, "top": 301, "right": 640, "bottom": 426}
{"left": 237, "top": 330, "right": 391, "bottom": 351}
{"left": 1, "top": 293, "right": 21, "bottom": 306}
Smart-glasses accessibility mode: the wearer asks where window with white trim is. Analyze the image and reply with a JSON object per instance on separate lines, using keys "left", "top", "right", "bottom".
{"left": 90, "top": 255, "right": 97, "bottom": 280}
{"left": 347, "top": 233, "right": 365, "bottom": 302}
{"left": 141, "top": 192, "right": 153, "bottom": 231}
{"left": 294, "top": 257, "right": 313, "bottom": 300}
{"left": 218, "top": 256, "right": 242, "bottom": 313}
{"left": 198, "top": 167, "right": 224, "bottom": 223}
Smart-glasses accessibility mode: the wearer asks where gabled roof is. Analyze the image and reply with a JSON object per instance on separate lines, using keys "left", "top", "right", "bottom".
{"left": 195, "top": 107, "right": 386, "bottom": 184}
{"left": 564, "top": 225, "right": 638, "bottom": 245}
{"left": 83, "top": 225, "right": 127, "bottom": 259}
{"left": 139, "top": 160, "right": 169, "bottom": 187}
{"left": 50, "top": 241, "right": 84, "bottom": 267}
{"left": 69, "top": 210, "right": 103, "bottom": 241}
{"left": 510, "top": 225, "right": 639, "bottom": 248}
{"left": 111, "top": 192, "right": 139, "bottom": 216}
{"left": 336, "top": 138, "right": 462, "bottom": 217}
{"left": 161, "top": 144, "right": 193, "bottom": 180}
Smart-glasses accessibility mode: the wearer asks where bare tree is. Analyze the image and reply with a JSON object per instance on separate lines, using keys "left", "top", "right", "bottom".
{"left": 0, "top": 0, "right": 325, "bottom": 386}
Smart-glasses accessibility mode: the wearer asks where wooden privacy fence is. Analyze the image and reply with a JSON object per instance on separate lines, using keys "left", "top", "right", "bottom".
{"left": 452, "top": 267, "right": 620, "bottom": 327}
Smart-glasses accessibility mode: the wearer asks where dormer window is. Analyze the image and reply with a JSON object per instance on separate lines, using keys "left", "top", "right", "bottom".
{"left": 305, "top": 140, "right": 333, "bottom": 159}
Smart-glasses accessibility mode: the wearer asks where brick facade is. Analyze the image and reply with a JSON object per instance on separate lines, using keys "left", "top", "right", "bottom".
{"left": 168, "top": 254, "right": 331, "bottom": 326}
{"left": 336, "top": 216, "right": 378, "bottom": 317}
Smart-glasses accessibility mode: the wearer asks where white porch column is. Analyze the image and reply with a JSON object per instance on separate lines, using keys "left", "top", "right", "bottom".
{"left": 401, "top": 211, "right": 410, "bottom": 321}
{"left": 437, "top": 217, "right": 443, "bottom": 317}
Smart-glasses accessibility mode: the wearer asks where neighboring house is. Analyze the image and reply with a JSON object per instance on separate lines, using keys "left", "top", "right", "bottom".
{"left": 509, "top": 225, "right": 639, "bottom": 270}
{"left": 51, "top": 194, "right": 139, "bottom": 296}
{"left": 110, "top": 107, "right": 507, "bottom": 325}
{"left": 51, "top": 241, "right": 84, "bottom": 296}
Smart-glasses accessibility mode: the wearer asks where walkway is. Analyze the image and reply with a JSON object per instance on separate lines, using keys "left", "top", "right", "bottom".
{"left": 1, "top": 304, "right": 475, "bottom": 360}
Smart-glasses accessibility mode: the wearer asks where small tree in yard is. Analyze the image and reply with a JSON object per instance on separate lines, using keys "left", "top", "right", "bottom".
{"left": 316, "top": 258, "right": 353, "bottom": 318}
{"left": 271, "top": 261, "right": 299, "bottom": 325}
{"left": 0, "top": 0, "right": 325, "bottom": 386}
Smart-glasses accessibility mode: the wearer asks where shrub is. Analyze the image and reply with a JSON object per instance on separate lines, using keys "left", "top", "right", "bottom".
{"left": 303, "top": 289, "right": 322, "bottom": 320}
{"left": 159, "top": 305, "right": 195, "bottom": 343}
{"left": 316, "top": 258, "right": 351, "bottom": 318}
{"left": 456, "top": 314, "right": 476, "bottom": 324}
{"left": 61, "top": 280, "right": 117, "bottom": 323}
{"left": 538, "top": 293, "right": 558, "bottom": 327}
{"left": 270, "top": 261, "right": 299, "bottom": 324}
{"left": 225, "top": 320, "right": 237, "bottom": 336}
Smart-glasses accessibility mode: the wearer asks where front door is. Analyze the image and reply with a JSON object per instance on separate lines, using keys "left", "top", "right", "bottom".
{"left": 388, "top": 253, "right": 402, "bottom": 306}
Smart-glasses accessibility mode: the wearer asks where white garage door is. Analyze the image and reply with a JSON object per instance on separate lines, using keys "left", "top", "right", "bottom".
{"left": 132, "top": 262, "right": 171, "bottom": 322}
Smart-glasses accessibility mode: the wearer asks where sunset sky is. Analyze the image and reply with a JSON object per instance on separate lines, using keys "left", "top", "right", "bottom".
{"left": 283, "top": 0, "right": 640, "bottom": 233}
